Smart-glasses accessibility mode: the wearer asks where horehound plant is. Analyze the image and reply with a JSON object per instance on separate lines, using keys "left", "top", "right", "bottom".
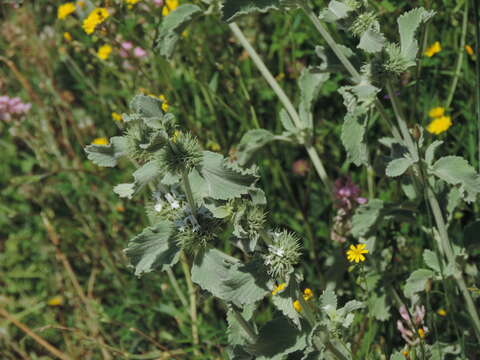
{"left": 85, "top": 0, "right": 480, "bottom": 358}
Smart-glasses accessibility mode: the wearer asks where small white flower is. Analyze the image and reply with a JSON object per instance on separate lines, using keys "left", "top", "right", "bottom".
{"left": 154, "top": 203, "right": 163, "bottom": 212}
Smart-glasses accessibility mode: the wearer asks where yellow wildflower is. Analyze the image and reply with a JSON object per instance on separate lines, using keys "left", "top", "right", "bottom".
{"left": 125, "top": 0, "right": 141, "bottom": 8}
{"left": 58, "top": 2, "right": 76, "bottom": 19}
{"left": 162, "top": 0, "right": 179, "bottom": 16}
{"left": 293, "top": 300, "right": 302, "bottom": 312}
{"left": 112, "top": 112, "right": 122, "bottom": 121}
{"left": 207, "top": 140, "right": 221, "bottom": 152}
{"left": 159, "top": 94, "right": 169, "bottom": 112}
{"left": 428, "top": 106, "right": 445, "bottom": 118}
{"left": 63, "top": 32, "right": 72, "bottom": 42}
{"left": 437, "top": 308, "right": 447, "bottom": 317}
{"left": 271, "top": 283, "right": 287, "bottom": 295}
{"left": 424, "top": 41, "right": 441, "bottom": 57}
{"left": 82, "top": 8, "right": 109, "bottom": 35}
{"left": 303, "top": 288, "right": 313, "bottom": 301}
{"left": 417, "top": 328, "right": 426, "bottom": 339}
{"left": 92, "top": 137, "right": 109, "bottom": 146}
{"left": 465, "top": 45, "right": 474, "bottom": 56}
{"left": 97, "top": 44, "right": 112, "bottom": 60}
{"left": 172, "top": 130, "right": 181, "bottom": 143}
{"left": 47, "top": 295, "right": 64, "bottom": 306}
{"left": 426, "top": 116, "right": 452, "bottom": 135}
{"left": 346, "top": 243, "right": 368, "bottom": 263}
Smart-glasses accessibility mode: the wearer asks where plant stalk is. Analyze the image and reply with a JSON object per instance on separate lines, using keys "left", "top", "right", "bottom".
{"left": 445, "top": 0, "right": 468, "bottom": 109}
{"left": 228, "top": 22, "right": 331, "bottom": 190}
{"left": 474, "top": 0, "right": 480, "bottom": 171}
{"left": 182, "top": 170, "right": 197, "bottom": 216}
{"left": 231, "top": 308, "right": 258, "bottom": 343}
{"left": 180, "top": 252, "right": 200, "bottom": 348}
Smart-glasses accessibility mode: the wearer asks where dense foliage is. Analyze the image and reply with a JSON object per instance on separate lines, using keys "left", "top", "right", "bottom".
{"left": 1, "top": 0, "right": 480, "bottom": 359}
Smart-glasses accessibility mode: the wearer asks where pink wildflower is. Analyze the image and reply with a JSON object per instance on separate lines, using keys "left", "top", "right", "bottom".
{"left": 133, "top": 47, "right": 147, "bottom": 58}
{"left": 0, "top": 95, "right": 31, "bottom": 122}
{"left": 292, "top": 159, "right": 310, "bottom": 176}
{"left": 397, "top": 304, "right": 428, "bottom": 346}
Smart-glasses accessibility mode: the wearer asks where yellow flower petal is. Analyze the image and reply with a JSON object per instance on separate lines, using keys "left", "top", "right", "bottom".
{"left": 271, "top": 283, "right": 287, "bottom": 295}
{"left": 424, "top": 41, "right": 441, "bottom": 57}
{"left": 58, "top": 3, "right": 76, "bottom": 20}
{"left": 97, "top": 44, "right": 112, "bottom": 60}
{"left": 92, "top": 137, "right": 109, "bottom": 146}
{"left": 293, "top": 300, "right": 302, "bottom": 312}
{"left": 428, "top": 107, "right": 445, "bottom": 118}
{"left": 465, "top": 45, "right": 474, "bottom": 56}
{"left": 426, "top": 116, "right": 452, "bottom": 135}
{"left": 47, "top": 295, "right": 64, "bottom": 306}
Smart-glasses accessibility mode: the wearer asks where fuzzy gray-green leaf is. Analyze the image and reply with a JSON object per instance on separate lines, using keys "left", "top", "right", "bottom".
{"left": 271, "top": 278, "right": 302, "bottom": 329}
{"left": 398, "top": 7, "right": 435, "bottom": 62}
{"left": 341, "top": 114, "right": 368, "bottom": 166}
{"left": 249, "top": 316, "right": 307, "bottom": 359}
{"left": 298, "top": 67, "right": 329, "bottom": 129}
{"left": 200, "top": 151, "right": 258, "bottom": 200}
{"left": 425, "top": 140, "right": 443, "bottom": 166}
{"left": 124, "top": 220, "right": 180, "bottom": 276}
{"left": 386, "top": 157, "right": 414, "bottom": 177}
{"left": 222, "top": 0, "right": 281, "bottom": 22}
{"left": 84, "top": 136, "right": 128, "bottom": 167}
{"left": 430, "top": 156, "right": 480, "bottom": 202}
{"left": 156, "top": 4, "right": 202, "bottom": 59}
{"left": 358, "top": 28, "right": 385, "bottom": 53}
{"left": 114, "top": 160, "right": 161, "bottom": 199}
{"left": 423, "top": 249, "right": 441, "bottom": 273}
{"left": 404, "top": 268, "right": 434, "bottom": 298}
{"left": 351, "top": 199, "right": 384, "bottom": 238}
{"left": 237, "top": 129, "right": 276, "bottom": 166}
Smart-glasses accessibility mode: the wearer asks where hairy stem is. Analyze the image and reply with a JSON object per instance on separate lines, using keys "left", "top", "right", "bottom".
{"left": 166, "top": 267, "right": 189, "bottom": 308}
{"left": 474, "top": 0, "right": 480, "bottom": 171}
{"left": 180, "top": 252, "right": 200, "bottom": 348}
{"left": 445, "top": 1, "right": 468, "bottom": 109}
{"left": 231, "top": 308, "right": 258, "bottom": 343}
{"left": 228, "top": 22, "right": 331, "bottom": 190}
{"left": 182, "top": 169, "right": 197, "bottom": 216}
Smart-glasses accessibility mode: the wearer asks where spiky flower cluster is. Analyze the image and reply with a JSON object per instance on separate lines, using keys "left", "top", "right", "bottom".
{"left": 350, "top": 12, "right": 378, "bottom": 37}
{"left": 263, "top": 230, "right": 301, "bottom": 280}
{"left": 175, "top": 206, "right": 224, "bottom": 254}
{"left": 157, "top": 131, "right": 202, "bottom": 174}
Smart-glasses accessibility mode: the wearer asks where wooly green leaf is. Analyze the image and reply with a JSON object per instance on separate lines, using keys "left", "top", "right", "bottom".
{"left": 397, "top": 7, "right": 435, "bottom": 62}
{"left": 124, "top": 220, "right": 180, "bottom": 276}
{"left": 430, "top": 156, "right": 480, "bottom": 202}
{"left": 155, "top": 4, "right": 202, "bottom": 59}
{"left": 368, "top": 294, "right": 390, "bottom": 321}
{"left": 404, "top": 268, "right": 434, "bottom": 299}
{"left": 385, "top": 156, "right": 414, "bottom": 177}
{"left": 192, "top": 249, "right": 270, "bottom": 306}
{"left": 425, "top": 140, "right": 443, "bottom": 166}
{"left": 227, "top": 307, "right": 255, "bottom": 347}
{"left": 390, "top": 352, "right": 405, "bottom": 360}
{"left": 84, "top": 136, "right": 128, "bottom": 167}
{"left": 320, "top": 0, "right": 355, "bottom": 22}
{"left": 423, "top": 249, "right": 442, "bottom": 273}
{"left": 220, "top": 258, "right": 271, "bottom": 306}
{"left": 358, "top": 27, "right": 386, "bottom": 53}
{"left": 351, "top": 199, "right": 384, "bottom": 238}
{"left": 114, "top": 160, "right": 161, "bottom": 199}
{"left": 339, "top": 81, "right": 378, "bottom": 166}
{"left": 191, "top": 248, "right": 238, "bottom": 298}
{"left": 236, "top": 129, "right": 277, "bottom": 166}
{"left": 298, "top": 67, "right": 330, "bottom": 130}
{"left": 247, "top": 316, "right": 307, "bottom": 359}
{"left": 222, "top": 0, "right": 282, "bottom": 21}
{"left": 200, "top": 151, "right": 259, "bottom": 200}
{"left": 271, "top": 278, "right": 302, "bottom": 329}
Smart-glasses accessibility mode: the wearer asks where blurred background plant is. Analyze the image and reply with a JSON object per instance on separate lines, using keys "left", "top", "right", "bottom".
{"left": 1, "top": 0, "right": 479, "bottom": 358}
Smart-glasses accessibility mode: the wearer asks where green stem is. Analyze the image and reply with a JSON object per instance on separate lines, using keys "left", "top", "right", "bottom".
{"left": 228, "top": 22, "right": 331, "bottom": 190}
{"left": 166, "top": 267, "right": 188, "bottom": 308}
{"left": 231, "top": 308, "right": 258, "bottom": 343}
{"left": 445, "top": 0, "right": 468, "bottom": 109}
{"left": 180, "top": 253, "right": 200, "bottom": 348}
{"left": 182, "top": 170, "right": 197, "bottom": 216}
{"left": 425, "top": 188, "right": 480, "bottom": 342}
{"left": 385, "top": 80, "right": 417, "bottom": 156}
{"left": 474, "top": 0, "right": 480, "bottom": 171}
